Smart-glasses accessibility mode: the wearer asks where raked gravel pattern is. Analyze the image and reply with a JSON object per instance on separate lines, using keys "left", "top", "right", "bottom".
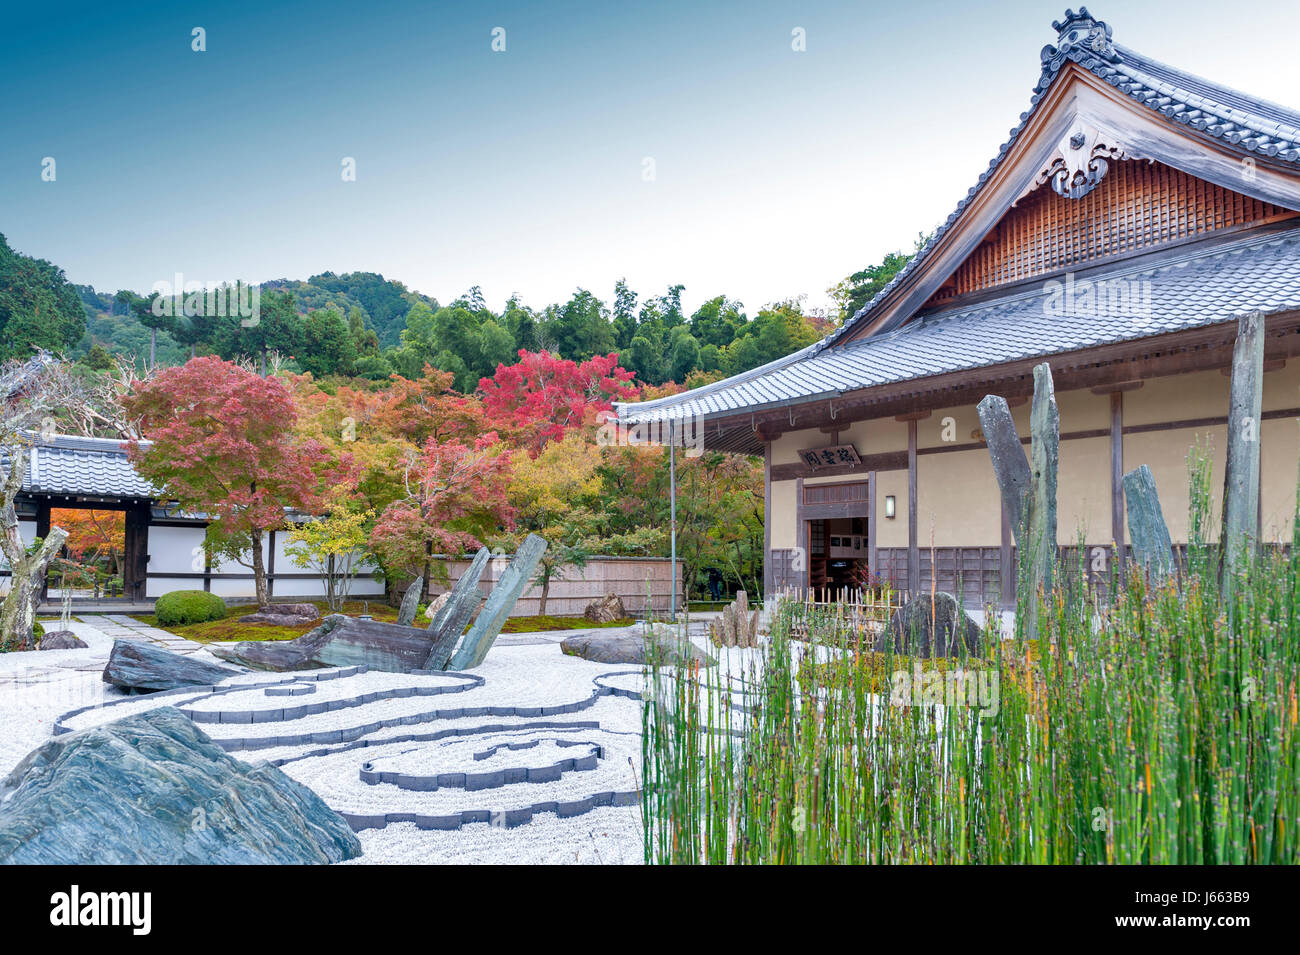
{"left": 4, "top": 613, "right": 779, "bottom": 864}
{"left": 23, "top": 616, "right": 774, "bottom": 864}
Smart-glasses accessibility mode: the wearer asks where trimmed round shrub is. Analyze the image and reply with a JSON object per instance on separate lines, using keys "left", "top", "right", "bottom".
{"left": 155, "top": 590, "right": 227, "bottom": 626}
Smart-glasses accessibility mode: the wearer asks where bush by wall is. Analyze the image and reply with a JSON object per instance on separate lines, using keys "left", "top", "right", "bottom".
{"left": 155, "top": 590, "right": 227, "bottom": 627}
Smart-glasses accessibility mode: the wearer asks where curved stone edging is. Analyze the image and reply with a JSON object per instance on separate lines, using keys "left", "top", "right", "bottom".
{"left": 359, "top": 738, "right": 603, "bottom": 792}
{"left": 265, "top": 683, "right": 316, "bottom": 697}
{"left": 52, "top": 665, "right": 374, "bottom": 737}
{"left": 339, "top": 788, "right": 641, "bottom": 831}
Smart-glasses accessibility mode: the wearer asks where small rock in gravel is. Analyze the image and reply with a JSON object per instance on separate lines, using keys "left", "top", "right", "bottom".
{"left": 38, "top": 631, "right": 88, "bottom": 650}
{"left": 560, "top": 629, "right": 715, "bottom": 667}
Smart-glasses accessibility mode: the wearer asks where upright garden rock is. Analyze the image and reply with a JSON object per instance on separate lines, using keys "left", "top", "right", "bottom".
{"left": 447, "top": 534, "right": 548, "bottom": 670}
{"left": 709, "top": 590, "right": 760, "bottom": 647}
{"left": 0, "top": 707, "right": 361, "bottom": 864}
{"left": 1123, "top": 465, "right": 1176, "bottom": 581}
{"left": 1028, "top": 363, "right": 1060, "bottom": 594}
{"left": 424, "top": 547, "right": 491, "bottom": 669}
{"left": 396, "top": 576, "right": 424, "bottom": 627}
{"left": 874, "top": 592, "right": 983, "bottom": 658}
{"left": 103, "top": 640, "right": 237, "bottom": 692}
{"left": 583, "top": 593, "right": 626, "bottom": 624}
{"left": 1220, "top": 310, "right": 1265, "bottom": 593}
{"left": 977, "top": 395, "right": 1032, "bottom": 536}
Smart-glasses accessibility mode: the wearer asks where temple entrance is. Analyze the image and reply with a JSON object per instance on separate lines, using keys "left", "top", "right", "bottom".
{"left": 797, "top": 477, "right": 876, "bottom": 600}
{"left": 806, "top": 517, "right": 870, "bottom": 597}
{"left": 45, "top": 508, "right": 127, "bottom": 599}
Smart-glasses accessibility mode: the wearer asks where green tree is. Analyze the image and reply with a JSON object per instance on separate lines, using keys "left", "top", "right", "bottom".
{"left": 0, "top": 234, "right": 86, "bottom": 362}
{"left": 300, "top": 307, "right": 358, "bottom": 377}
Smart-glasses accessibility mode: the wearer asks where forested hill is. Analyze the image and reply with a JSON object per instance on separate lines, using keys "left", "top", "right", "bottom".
{"left": 261, "top": 272, "right": 437, "bottom": 348}
{"left": 5, "top": 233, "right": 919, "bottom": 390}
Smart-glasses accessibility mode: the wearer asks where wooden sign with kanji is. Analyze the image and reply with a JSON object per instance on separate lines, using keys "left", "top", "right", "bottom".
{"left": 799, "top": 444, "right": 861, "bottom": 470}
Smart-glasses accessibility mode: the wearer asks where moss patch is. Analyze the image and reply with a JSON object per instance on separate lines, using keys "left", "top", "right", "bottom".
{"left": 133, "top": 600, "right": 636, "bottom": 644}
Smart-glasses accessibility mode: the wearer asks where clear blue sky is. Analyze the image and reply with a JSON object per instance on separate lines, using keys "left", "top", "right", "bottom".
{"left": 3, "top": 0, "right": 1298, "bottom": 318}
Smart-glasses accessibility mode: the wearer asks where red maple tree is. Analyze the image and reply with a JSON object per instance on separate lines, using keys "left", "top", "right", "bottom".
{"left": 124, "top": 356, "right": 343, "bottom": 607}
{"left": 478, "top": 350, "right": 638, "bottom": 454}
{"left": 369, "top": 433, "right": 514, "bottom": 589}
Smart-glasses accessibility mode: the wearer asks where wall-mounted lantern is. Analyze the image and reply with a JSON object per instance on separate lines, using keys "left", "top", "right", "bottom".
{"left": 884, "top": 495, "right": 896, "bottom": 519}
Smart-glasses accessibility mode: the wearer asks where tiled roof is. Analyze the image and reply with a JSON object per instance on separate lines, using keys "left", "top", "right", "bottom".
{"left": 3, "top": 434, "right": 158, "bottom": 500}
{"left": 818, "top": 8, "right": 1300, "bottom": 348}
{"left": 616, "top": 224, "right": 1300, "bottom": 424}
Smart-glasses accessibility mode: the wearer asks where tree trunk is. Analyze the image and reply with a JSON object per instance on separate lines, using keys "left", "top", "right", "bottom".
{"left": 150, "top": 326, "right": 157, "bottom": 367}
{"left": 0, "top": 529, "right": 68, "bottom": 651}
{"left": 1, "top": 446, "right": 71, "bottom": 649}
{"left": 250, "top": 529, "right": 269, "bottom": 607}
{"left": 538, "top": 577, "right": 549, "bottom": 617}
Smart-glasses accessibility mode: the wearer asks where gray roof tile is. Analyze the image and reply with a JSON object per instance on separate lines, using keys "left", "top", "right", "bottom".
{"left": 617, "top": 225, "right": 1300, "bottom": 424}
{"left": 4, "top": 434, "right": 157, "bottom": 499}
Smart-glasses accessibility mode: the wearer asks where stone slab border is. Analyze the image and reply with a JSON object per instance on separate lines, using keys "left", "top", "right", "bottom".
{"left": 52, "top": 665, "right": 374, "bottom": 736}
{"left": 359, "top": 737, "right": 603, "bottom": 792}
{"left": 340, "top": 788, "right": 641, "bottom": 832}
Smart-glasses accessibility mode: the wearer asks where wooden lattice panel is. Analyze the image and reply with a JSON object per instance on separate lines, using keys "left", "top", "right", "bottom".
{"left": 928, "top": 160, "right": 1298, "bottom": 305}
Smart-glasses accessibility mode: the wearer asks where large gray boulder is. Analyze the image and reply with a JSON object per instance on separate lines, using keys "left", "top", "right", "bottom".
{"left": 212, "top": 614, "right": 456, "bottom": 674}
{"left": 561, "top": 628, "right": 716, "bottom": 667}
{"left": 103, "top": 640, "right": 238, "bottom": 692}
{"left": 874, "top": 592, "right": 983, "bottom": 658}
{"left": 0, "top": 707, "right": 361, "bottom": 864}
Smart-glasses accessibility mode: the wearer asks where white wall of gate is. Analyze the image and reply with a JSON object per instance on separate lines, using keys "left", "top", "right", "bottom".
{"left": 5, "top": 516, "right": 681, "bottom": 617}
{"left": 144, "top": 524, "right": 681, "bottom": 616}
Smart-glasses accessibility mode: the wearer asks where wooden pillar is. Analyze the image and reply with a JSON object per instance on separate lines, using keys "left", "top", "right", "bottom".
{"left": 763, "top": 441, "right": 773, "bottom": 599}
{"left": 907, "top": 419, "right": 919, "bottom": 594}
{"left": 795, "top": 477, "right": 807, "bottom": 599}
{"left": 866, "top": 470, "right": 878, "bottom": 578}
{"left": 122, "top": 503, "right": 150, "bottom": 603}
{"left": 1110, "top": 391, "right": 1125, "bottom": 588}
{"left": 35, "top": 501, "right": 51, "bottom": 601}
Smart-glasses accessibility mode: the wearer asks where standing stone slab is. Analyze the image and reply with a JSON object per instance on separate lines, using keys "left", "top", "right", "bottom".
{"left": 424, "top": 547, "right": 491, "bottom": 670}
{"left": 1028, "top": 363, "right": 1060, "bottom": 595}
{"left": 447, "top": 534, "right": 548, "bottom": 670}
{"left": 1123, "top": 465, "right": 1176, "bottom": 581}
{"left": 1220, "top": 310, "right": 1265, "bottom": 592}
{"left": 977, "top": 395, "right": 1032, "bottom": 536}
{"left": 396, "top": 575, "right": 424, "bottom": 627}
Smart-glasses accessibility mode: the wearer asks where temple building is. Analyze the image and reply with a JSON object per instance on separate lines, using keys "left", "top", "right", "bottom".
{"left": 615, "top": 9, "right": 1300, "bottom": 606}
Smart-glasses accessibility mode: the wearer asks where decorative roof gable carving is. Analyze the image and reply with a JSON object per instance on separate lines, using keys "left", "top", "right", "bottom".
{"left": 818, "top": 8, "right": 1300, "bottom": 350}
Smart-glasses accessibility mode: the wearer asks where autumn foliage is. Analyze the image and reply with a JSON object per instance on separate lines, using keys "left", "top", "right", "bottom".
{"left": 479, "top": 350, "right": 637, "bottom": 454}
{"left": 124, "top": 356, "right": 343, "bottom": 604}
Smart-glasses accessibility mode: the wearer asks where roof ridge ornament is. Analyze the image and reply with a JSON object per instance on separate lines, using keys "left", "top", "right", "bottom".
{"left": 1039, "top": 8, "right": 1121, "bottom": 92}
{"left": 1023, "top": 119, "right": 1141, "bottom": 201}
